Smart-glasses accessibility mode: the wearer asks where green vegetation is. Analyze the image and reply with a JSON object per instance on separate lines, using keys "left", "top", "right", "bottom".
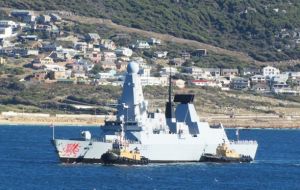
{"left": 1, "top": 78, "right": 299, "bottom": 115}
{"left": 2, "top": 0, "right": 300, "bottom": 61}
{"left": 0, "top": 65, "right": 25, "bottom": 76}
{"left": 0, "top": 79, "right": 121, "bottom": 114}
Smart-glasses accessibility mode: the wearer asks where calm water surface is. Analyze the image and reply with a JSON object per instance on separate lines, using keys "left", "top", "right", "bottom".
{"left": 0, "top": 125, "right": 299, "bottom": 190}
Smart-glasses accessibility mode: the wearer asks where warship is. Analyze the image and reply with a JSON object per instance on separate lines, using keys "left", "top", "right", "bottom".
{"left": 52, "top": 61, "right": 258, "bottom": 163}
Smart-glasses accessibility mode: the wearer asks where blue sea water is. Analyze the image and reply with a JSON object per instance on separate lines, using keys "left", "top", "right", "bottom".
{"left": 0, "top": 125, "right": 299, "bottom": 190}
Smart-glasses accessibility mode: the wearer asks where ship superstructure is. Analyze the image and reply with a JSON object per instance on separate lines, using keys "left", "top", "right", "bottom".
{"left": 52, "top": 62, "right": 258, "bottom": 163}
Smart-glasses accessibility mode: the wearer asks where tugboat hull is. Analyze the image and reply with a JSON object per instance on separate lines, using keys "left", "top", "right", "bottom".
{"left": 101, "top": 152, "right": 149, "bottom": 165}
{"left": 200, "top": 154, "right": 253, "bottom": 163}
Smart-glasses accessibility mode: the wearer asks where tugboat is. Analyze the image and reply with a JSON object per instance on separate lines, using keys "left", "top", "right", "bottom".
{"left": 101, "top": 117, "right": 149, "bottom": 165}
{"left": 200, "top": 141, "right": 253, "bottom": 163}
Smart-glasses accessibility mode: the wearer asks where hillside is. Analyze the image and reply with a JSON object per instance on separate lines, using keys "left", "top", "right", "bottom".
{"left": 1, "top": 0, "right": 300, "bottom": 62}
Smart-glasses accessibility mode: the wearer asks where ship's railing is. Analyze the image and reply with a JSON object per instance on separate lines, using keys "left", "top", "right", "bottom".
{"left": 230, "top": 140, "right": 258, "bottom": 145}
{"left": 89, "top": 138, "right": 140, "bottom": 144}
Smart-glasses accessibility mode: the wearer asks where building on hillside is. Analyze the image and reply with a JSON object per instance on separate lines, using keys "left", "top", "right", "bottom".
{"left": 271, "top": 74, "right": 289, "bottom": 85}
{"left": 271, "top": 83, "right": 298, "bottom": 95}
{"left": 184, "top": 67, "right": 211, "bottom": 79}
{"left": 221, "top": 68, "right": 239, "bottom": 76}
{"left": 101, "top": 61, "right": 117, "bottom": 70}
{"left": 49, "top": 13, "right": 62, "bottom": 22}
{"left": 283, "top": 71, "right": 300, "bottom": 79}
{"left": 76, "top": 58, "right": 94, "bottom": 71}
{"left": 32, "top": 71, "right": 47, "bottom": 81}
{"left": 52, "top": 70, "right": 67, "bottom": 80}
{"left": 202, "top": 68, "right": 221, "bottom": 77}
{"left": 160, "top": 67, "right": 178, "bottom": 76}
{"left": 192, "top": 49, "right": 207, "bottom": 57}
{"left": 74, "top": 42, "right": 88, "bottom": 53}
{"left": 86, "top": 33, "right": 101, "bottom": 42}
{"left": 49, "top": 51, "right": 67, "bottom": 62}
{"left": 190, "top": 79, "right": 221, "bottom": 88}
{"left": 0, "top": 20, "right": 18, "bottom": 28}
{"left": 154, "top": 51, "right": 168, "bottom": 58}
{"left": 250, "top": 75, "right": 266, "bottom": 84}
{"left": 88, "top": 51, "right": 101, "bottom": 64}
{"left": 139, "top": 67, "right": 151, "bottom": 77}
{"left": 0, "top": 57, "right": 6, "bottom": 64}
{"left": 116, "top": 61, "right": 128, "bottom": 72}
{"left": 10, "top": 10, "right": 36, "bottom": 23}
{"left": 43, "top": 64, "right": 65, "bottom": 72}
{"left": 19, "top": 35, "right": 38, "bottom": 41}
{"left": 169, "top": 58, "right": 185, "bottom": 66}
{"left": 0, "top": 26, "right": 13, "bottom": 39}
{"left": 40, "top": 56, "right": 54, "bottom": 65}
{"left": 95, "top": 70, "right": 116, "bottom": 79}
{"left": 173, "top": 79, "right": 185, "bottom": 89}
{"left": 135, "top": 40, "right": 150, "bottom": 49}
{"left": 148, "top": 38, "right": 161, "bottom": 45}
{"left": 39, "top": 15, "right": 51, "bottom": 24}
{"left": 115, "top": 47, "right": 133, "bottom": 57}
{"left": 100, "top": 39, "right": 116, "bottom": 50}
{"left": 262, "top": 66, "right": 280, "bottom": 78}
{"left": 132, "top": 57, "right": 147, "bottom": 68}
{"left": 251, "top": 83, "right": 271, "bottom": 93}
{"left": 242, "top": 67, "right": 261, "bottom": 76}
{"left": 180, "top": 51, "right": 191, "bottom": 60}
{"left": 140, "top": 76, "right": 168, "bottom": 86}
{"left": 230, "top": 77, "right": 250, "bottom": 90}
{"left": 102, "top": 51, "right": 117, "bottom": 62}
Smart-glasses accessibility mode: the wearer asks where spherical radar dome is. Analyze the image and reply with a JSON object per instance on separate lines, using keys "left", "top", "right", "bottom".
{"left": 127, "top": 61, "right": 139, "bottom": 74}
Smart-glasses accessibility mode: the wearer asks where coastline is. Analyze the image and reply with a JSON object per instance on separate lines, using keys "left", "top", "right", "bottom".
{"left": 0, "top": 112, "right": 106, "bottom": 127}
{"left": 1, "top": 112, "right": 300, "bottom": 129}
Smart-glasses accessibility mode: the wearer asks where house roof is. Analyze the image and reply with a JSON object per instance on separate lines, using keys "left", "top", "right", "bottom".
{"left": 87, "top": 33, "right": 100, "bottom": 39}
{"left": 192, "top": 79, "right": 209, "bottom": 83}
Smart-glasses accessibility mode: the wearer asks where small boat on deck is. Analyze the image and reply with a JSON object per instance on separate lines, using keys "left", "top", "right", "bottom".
{"left": 200, "top": 142, "right": 253, "bottom": 163}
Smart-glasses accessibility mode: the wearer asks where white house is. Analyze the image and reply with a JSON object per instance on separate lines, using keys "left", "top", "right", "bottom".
{"left": 160, "top": 67, "right": 178, "bottom": 76}
{"left": 135, "top": 40, "right": 150, "bottom": 49}
{"left": 102, "top": 51, "right": 117, "bottom": 62}
{"left": 44, "top": 64, "right": 65, "bottom": 72}
{"left": 0, "top": 26, "right": 13, "bottom": 39}
{"left": 148, "top": 37, "right": 161, "bottom": 45}
{"left": 262, "top": 66, "right": 280, "bottom": 78}
{"left": 96, "top": 70, "right": 116, "bottom": 79}
{"left": 250, "top": 75, "right": 266, "bottom": 84}
{"left": 282, "top": 71, "right": 300, "bottom": 79}
{"left": 115, "top": 47, "right": 133, "bottom": 57}
{"left": 154, "top": 51, "right": 168, "bottom": 58}
{"left": 271, "top": 73, "right": 289, "bottom": 84}
{"left": 184, "top": 67, "right": 212, "bottom": 79}
{"left": 100, "top": 39, "right": 116, "bottom": 50}
{"left": 74, "top": 42, "right": 88, "bottom": 53}
{"left": 0, "top": 20, "right": 18, "bottom": 28}
{"left": 139, "top": 66, "right": 151, "bottom": 77}
{"left": 140, "top": 76, "right": 168, "bottom": 86}
{"left": 131, "top": 57, "right": 147, "bottom": 68}
{"left": 191, "top": 79, "right": 221, "bottom": 88}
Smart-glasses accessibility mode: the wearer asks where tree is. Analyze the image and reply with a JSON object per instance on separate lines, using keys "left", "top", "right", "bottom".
{"left": 91, "top": 64, "right": 103, "bottom": 74}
